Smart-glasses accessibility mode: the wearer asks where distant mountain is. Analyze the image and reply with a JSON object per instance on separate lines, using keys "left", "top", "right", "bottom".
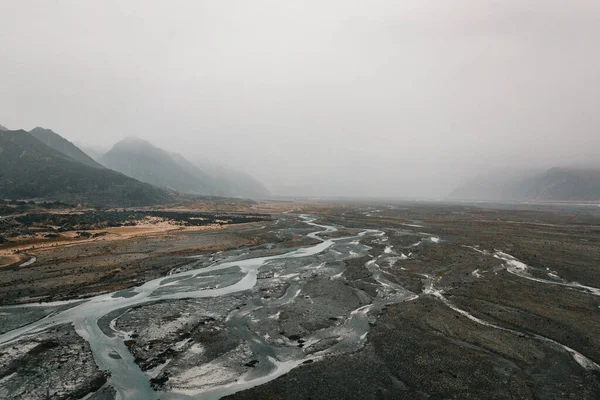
{"left": 448, "top": 170, "right": 536, "bottom": 202}
{"left": 171, "top": 154, "right": 269, "bottom": 198}
{"left": 0, "top": 130, "right": 175, "bottom": 206}
{"left": 192, "top": 159, "right": 269, "bottom": 198}
{"left": 521, "top": 168, "right": 600, "bottom": 201}
{"left": 449, "top": 167, "right": 600, "bottom": 202}
{"left": 76, "top": 144, "right": 106, "bottom": 162}
{"left": 29, "top": 127, "right": 104, "bottom": 169}
{"left": 100, "top": 137, "right": 216, "bottom": 195}
{"left": 0, "top": 124, "right": 7, "bottom": 131}
{"left": 101, "top": 137, "right": 268, "bottom": 198}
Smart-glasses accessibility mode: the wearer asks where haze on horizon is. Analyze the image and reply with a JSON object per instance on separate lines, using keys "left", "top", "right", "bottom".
{"left": 1, "top": 0, "right": 599, "bottom": 198}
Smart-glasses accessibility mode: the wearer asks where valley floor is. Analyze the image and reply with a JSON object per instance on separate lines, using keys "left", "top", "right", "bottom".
{"left": 1, "top": 201, "right": 599, "bottom": 399}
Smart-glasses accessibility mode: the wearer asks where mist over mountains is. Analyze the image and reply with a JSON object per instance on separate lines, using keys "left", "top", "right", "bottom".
{"left": 100, "top": 137, "right": 217, "bottom": 195}
{"left": 0, "top": 125, "right": 268, "bottom": 206}
{"left": 449, "top": 167, "right": 600, "bottom": 202}
{"left": 2, "top": 122, "right": 600, "bottom": 205}
{"left": 0, "top": 129, "right": 175, "bottom": 206}
{"left": 29, "top": 127, "right": 104, "bottom": 169}
{"left": 2, "top": 1, "right": 600, "bottom": 200}
{"left": 99, "top": 137, "right": 268, "bottom": 198}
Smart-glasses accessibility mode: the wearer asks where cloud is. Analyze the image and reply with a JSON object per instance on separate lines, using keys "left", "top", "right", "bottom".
{"left": 1, "top": 0, "right": 598, "bottom": 197}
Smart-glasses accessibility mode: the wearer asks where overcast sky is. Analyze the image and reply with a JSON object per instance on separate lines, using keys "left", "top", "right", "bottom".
{"left": 1, "top": 0, "right": 599, "bottom": 198}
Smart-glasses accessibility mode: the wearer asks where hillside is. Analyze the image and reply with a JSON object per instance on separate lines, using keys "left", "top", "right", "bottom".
{"left": 76, "top": 144, "right": 106, "bottom": 162}
{"left": 0, "top": 124, "right": 7, "bottom": 131}
{"left": 449, "top": 167, "right": 600, "bottom": 202}
{"left": 29, "top": 127, "right": 104, "bottom": 169}
{"left": 101, "top": 137, "right": 268, "bottom": 198}
{"left": 0, "top": 130, "right": 176, "bottom": 206}
{"left": 100, "top": 138, "right": 216, "bottom": 195}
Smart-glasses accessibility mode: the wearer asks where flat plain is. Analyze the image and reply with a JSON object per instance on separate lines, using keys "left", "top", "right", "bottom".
{"left": 1, "top": 201, "right": 599, "bottom": 399}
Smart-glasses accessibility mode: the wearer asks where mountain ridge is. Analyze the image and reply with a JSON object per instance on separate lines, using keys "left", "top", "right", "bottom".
{"left": 449, "top": 167, "right": 600, "bottom": 202}
{"left": 0, "top": 130, "right": 176, "bottom": 206}
{"left": 101, "top": 137, "right": 269, "bottom": 198}
{"left": 29, "top": 127, "right": 104, "bottom": 169}
{"left": 100, "top": 137, "right": 216, "bottom": 195}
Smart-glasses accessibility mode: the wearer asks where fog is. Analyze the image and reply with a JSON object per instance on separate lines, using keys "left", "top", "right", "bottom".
{"left": 1, "top": 0, "right": 599, "bottom": 198}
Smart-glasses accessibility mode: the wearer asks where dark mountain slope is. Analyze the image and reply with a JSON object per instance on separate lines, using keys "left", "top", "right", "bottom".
{"left": 0, "top": 130, "right": 175, "bottom": 206}
{"left": 0, "top": 124, "right": 7, "bottom": 131}
{"left": 29, "top": 127, "right": 104, "bottom": 169}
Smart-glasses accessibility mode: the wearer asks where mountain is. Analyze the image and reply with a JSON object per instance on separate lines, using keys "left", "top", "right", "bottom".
{"left": 0, "top": 130, "right": 175, "bottom": 206}
{"left": 520, "top": 168, "right": 600, "bottom": 201}
{"left": 192, "top": 160, "right": 269, "bottom": 198}
{"left": 100, "top": 137, "right": 216, "bottom": 195}
{"left": 76, "top": 144, "right": 106, "bottom": 162}
{"left": 0, "top": 124, "right": 7, "bottom": 131}
{"left": 449, "top": 167, "right": 600, "bottom": 202}
{"left": 447, "top": 170, "right": 537, "bottom": 202}
{"left": 101, "top": 137, "right": 268, "bottom": 198}
{"left": 170, "top": 154, "right": 269, "bottom": 198}
{"left": 29, "top": 127, "right": 104, "bottom": 169}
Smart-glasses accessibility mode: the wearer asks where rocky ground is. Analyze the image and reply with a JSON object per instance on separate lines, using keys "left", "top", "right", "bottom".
{"left": 1, "top": 201, "right": 599, "bottom": 399}
{"left": 228, "top": 203, "right": 600, "bottom": 399}
{"left": 0, "top": 323, "right": 107, "bottom": 400}
{"left": 0, "top": 209, "right": 273, "bottom": 304}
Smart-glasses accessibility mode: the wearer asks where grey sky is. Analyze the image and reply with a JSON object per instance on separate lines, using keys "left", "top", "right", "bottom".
{"left": 1, "top": 0, "right": 599, "bottom": 198}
